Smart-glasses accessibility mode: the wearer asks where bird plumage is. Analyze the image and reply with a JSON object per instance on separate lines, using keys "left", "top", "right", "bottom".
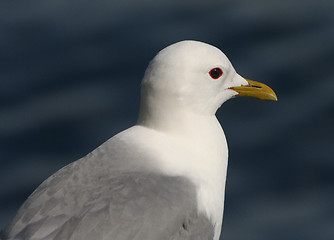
{"left": 2, "top": 40, "right": 276, "bottom": 240}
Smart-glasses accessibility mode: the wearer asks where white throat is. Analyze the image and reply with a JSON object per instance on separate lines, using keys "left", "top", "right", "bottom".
{"left": 137, "top": 110, "right": 228, "bottom": 240}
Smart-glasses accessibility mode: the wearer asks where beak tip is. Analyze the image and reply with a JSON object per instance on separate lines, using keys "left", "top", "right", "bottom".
{"left": 269, "top": 92, "right": 278, "bottom": 101}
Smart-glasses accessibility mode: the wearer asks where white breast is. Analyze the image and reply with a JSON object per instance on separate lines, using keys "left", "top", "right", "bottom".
{"left": 126, "top": 115, "right": 228, "bottom": 240}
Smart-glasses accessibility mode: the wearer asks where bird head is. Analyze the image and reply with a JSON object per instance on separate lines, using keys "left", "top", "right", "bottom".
{"left": 139, "top": 40, "right": 277, "bottom": 123}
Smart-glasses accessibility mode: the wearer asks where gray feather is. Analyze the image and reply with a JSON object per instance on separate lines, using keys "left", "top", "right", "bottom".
{"left": 3, "top": 161, "right": 214, "bottom": 240}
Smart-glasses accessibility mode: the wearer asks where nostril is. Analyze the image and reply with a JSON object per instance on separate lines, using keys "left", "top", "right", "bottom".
{"left": 250, "top": 85, "right": 262, "bottom": 89}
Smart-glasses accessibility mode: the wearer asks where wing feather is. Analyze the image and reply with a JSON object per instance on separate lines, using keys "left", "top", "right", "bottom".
{"left": 3, "top": 159, "right": 214, "bottom": 240}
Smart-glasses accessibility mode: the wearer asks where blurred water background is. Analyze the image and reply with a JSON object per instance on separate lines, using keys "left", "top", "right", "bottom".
{"left": 1, "top": 0, "right": 334, "bottom": 239}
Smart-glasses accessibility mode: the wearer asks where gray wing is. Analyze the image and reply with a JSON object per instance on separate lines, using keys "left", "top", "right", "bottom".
{"left": 3, "top": 161, "right": 214, "bottom": 240}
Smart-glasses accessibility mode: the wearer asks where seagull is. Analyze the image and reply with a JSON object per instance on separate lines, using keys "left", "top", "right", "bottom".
{"left": 2, "top": 40, "right": 277, "bottom": 240}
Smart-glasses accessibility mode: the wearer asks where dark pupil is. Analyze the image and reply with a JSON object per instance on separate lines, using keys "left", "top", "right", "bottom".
{"left": 210, "top": 68, "right": 221, "bottom": 79}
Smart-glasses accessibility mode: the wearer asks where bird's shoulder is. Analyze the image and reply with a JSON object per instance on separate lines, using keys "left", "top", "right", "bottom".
{"left": 4, "top": 159, "right": 214, "bottom": 239}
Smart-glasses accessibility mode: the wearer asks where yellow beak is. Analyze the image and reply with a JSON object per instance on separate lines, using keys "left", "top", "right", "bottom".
{"left": 230, "top": 79, "right": 278, "bottom": 101}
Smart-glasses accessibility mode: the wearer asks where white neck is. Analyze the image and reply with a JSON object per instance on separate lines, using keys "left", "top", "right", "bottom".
{"left": 137, "top": 107, "right": 228, "bottom": 240}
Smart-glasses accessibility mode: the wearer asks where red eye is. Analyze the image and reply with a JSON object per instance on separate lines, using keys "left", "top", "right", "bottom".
{"left": 209, "top": 68, "right": 223, "bottom": 79}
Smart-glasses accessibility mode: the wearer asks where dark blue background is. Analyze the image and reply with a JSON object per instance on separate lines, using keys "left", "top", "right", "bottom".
{"left": 1, "top": 0, "right": 333, "bottom": 239}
